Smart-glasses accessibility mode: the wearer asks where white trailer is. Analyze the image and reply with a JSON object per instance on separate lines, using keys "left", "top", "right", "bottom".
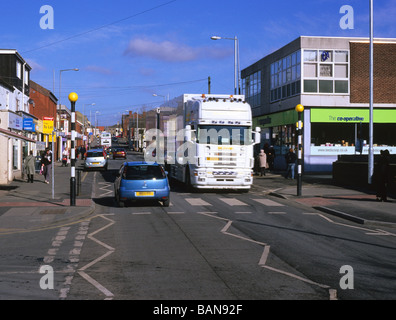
{"left": 100, "top": 132, "right": 112, "bottom": 149}
{"left": 145, "top": 94, "right": 261, "bottom": 191}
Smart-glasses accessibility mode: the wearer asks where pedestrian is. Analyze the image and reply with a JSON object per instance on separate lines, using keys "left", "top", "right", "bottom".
{"left": 285, "top": 148, "right": 297, "bottom": 179}
{"left": 81, "top": 145, "right": 86, "bottom": 160}
{"left": 268, "top": 145, "right": 275, "bottom": 171}
{"left": 62, "top": 147, "right": 69, "bottom": 167}
{"left": 41, "top": 148, "right": 52, "bottom": 184}
{"left": 24, "top": 150, "right": 35, "bottom": 183}
{"left": 258, "top": 149, "right": 268, "bottom": 176}
{"left": 375, "top": 149, "right": 391, "bottom": 202}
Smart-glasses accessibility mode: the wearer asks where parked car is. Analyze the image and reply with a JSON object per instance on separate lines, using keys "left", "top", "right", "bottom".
{"left": 84, "top": 148, "right": 108, "bottom": 171}
{"left": 114, "top": 161, "right": 170, "bottom": 207}
{"left": 113, "top": 147, "right": 127, "bottom": 160}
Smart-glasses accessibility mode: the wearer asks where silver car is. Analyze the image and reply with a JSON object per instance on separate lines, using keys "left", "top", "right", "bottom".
{"left": 84, "top": 148, "right": 108, "bottom": 171}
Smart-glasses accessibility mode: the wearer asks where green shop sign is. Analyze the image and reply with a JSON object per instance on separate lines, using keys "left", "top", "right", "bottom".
{"left": 311, "top": 108, "right": 396, "bottom": 123}
{"left": 255, "top": 109, "right": 298, "bottom": 128}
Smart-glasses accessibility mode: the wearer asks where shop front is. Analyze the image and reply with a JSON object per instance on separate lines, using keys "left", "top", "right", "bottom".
{"left": 255, "top": 109, "right": 299, "bottom": 170}
{"left": 304, "top": 108, "right": 396, "bottom": 171}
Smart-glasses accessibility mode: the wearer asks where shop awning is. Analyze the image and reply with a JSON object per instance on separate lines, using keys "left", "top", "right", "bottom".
{"left": 0, "top": 128, "right": 36, "bottom": 143}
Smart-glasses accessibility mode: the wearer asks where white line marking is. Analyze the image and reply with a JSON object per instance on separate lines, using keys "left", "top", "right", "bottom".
{"left": 78, "top": 271, "right": 114, "bottom": 298}
{"left": 253, "top": 198, "right": 284, "bottom": 206}
{"left": 77, "top": 215, "right": 115, "bottom": 299}
{"left": 259, "top": 246, "right": 270, "bottom": 266}
{"left": 219, "top": 198, "right": 248, "bottom": 206}
{"left": 186, "top": 198, "right": 212, "bottom": 206}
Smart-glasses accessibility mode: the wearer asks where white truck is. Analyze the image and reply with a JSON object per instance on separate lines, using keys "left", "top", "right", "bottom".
{"left": 145, "top": 94, "right": 261, "bottom": 191}
{"left": 100, "top": 132, "right": 112, "bottom": 149}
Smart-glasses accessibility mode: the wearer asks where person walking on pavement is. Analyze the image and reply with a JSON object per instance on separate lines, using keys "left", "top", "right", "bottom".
{"left": 258, "top": 149, "right": 268, "bottom": 176}
{"left": 285, "top": 148, "right": 297, "bottom": 179}
{"left": 62, "top": 147, "right": 69, "bottom": 167}
{"left": 375, "top": 149, "right": 391, "bottom": 202}
{"left": 41, "top": 148, "right": 52, "bottom": 184}
{"left": 24, "top": 150, "right": 35, "bottom": 183}
{"left": 81, "top": 145, "right": 86, "bottom": 160}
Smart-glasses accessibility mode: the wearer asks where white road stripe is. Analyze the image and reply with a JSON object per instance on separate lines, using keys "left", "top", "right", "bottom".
{"left": 253, "top": 198, "right": 284, "bottom": 206}
{"left": 185, "top": 198, "right": 212, "bottom": 206}
{"left": 219, "top": 198, "right": 248, "bottom": 206}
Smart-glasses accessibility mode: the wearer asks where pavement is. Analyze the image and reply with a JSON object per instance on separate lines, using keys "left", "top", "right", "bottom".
{"left": 0, "top": 159, "right": 94, "bottom": 234}
{"left": 0, "top": 158, "right": 395, "bottom": 234}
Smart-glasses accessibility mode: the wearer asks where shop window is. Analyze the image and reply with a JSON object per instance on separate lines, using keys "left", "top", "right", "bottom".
{"left": 270, "top": 50, "right": 301, "bottom": 102}
{"left": 303, "top": 49, "right": 349, "bottom": 94}
{"left": 319, "top": 80, "right": 333, "bottom": 93}
{"left": 335, "top": 64, "right": 348, "bottom": 78}
{"left": 334, "top": 51, "right": 348, "bottom": 62}
{"left": 304, "top": 50, "right": 317, "bottom": 62}
{"left": 320, "top": 65, "right": 332, "bottom": 77}
{"left": 304, "top": 80, "right": 317, "bottom": 93}
{"left": 13, "top": 140, "right": 19, "bottom": 170}
{"left": 304, "top": 64, "right": 317, "bottom": 77}
{"left": 335, "top": 80, "right": 349, "bottom": 93}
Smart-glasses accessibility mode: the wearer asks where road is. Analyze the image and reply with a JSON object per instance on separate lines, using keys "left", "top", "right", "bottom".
{"left": 0, "top": 151, "right": 396, "bottom": 302}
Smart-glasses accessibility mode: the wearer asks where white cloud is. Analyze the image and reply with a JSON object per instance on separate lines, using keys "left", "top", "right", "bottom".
{"left": 26, "top": 59, "right": 46, "bottom": 72}
{"left": 124, "top": 37, "right": 232, "bottom": 62}
{"left": 84, "top": 65, "right": 115, "bottom": 75}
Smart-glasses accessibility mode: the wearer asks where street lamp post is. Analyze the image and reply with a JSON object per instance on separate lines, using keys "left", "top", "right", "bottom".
{"left": 295, "top": 104, "right": 304, "bottom": 196}
{"left": 368, "top": 0, "right": 374, "bottom": 184}
{"left": 58, "top": 68, "right": 79, "bottom": 162}
{"left": 83, "top": 103, "right": 95, "bottom": 148}
{"left": 69, "top": 92, "right": 78, "bottom": 206}
{"left": 58, "top": 68, "right": 79, "bottom": 130}
{"left": 211, "top": 35, "right": 240, "bottom": 95}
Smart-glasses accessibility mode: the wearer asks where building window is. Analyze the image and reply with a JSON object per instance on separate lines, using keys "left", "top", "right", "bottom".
{"left": 270, "top": 50, "right": 301, "bottom": 102}
{"left": 243, "top": 70, "right": 261, "bottom": 108}
{"left": 302, "top": 49, "right": 349, "bottom": 94}
{"left": 16, "top": 61, "right": 22, "bottom": 79}
{"left": 13, "top": 139, "right": 19, "bottom": 170}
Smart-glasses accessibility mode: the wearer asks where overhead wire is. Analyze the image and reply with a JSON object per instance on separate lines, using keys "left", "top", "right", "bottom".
{"left": 21, "top": 0, "right": 179, "bottom": 54}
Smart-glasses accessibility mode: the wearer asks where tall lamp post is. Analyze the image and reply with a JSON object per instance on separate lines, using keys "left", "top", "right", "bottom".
{"left": 83, "top": 103, "right": 95, "bottom": 147}
{"left": 58, "top": 68, "right": 79, "bottom": 163}
{"left": 368, "top": 0, "right": 374, "bottom": 184}
{"left": 296, "top": 104, "right": 304, "bottom": 196}
{"left": 58, "top": 68, "right": 79, "bottom": 130}
{"left": 211, "top": 35, "right": 240, "bottom": 94}
{"left": 69, "top": 92, "right": 78, "bottom": 206}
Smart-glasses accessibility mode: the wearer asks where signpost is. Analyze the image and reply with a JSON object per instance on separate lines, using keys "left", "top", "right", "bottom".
{"left": 296, "top": 104, "right": 304, "bottom": 196}
{"left": 69, "top": 92, "right": 78, "bottom": 206}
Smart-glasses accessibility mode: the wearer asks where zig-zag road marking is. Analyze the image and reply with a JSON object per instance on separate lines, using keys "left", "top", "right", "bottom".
{"left": 98, "top": 182, "right": 113, "bottom": 198}
{"left": 198, "top": 212, "right": 337, "bottom": 300}
{"left": 77, "top": 214, "right": 115, "bottom": 300}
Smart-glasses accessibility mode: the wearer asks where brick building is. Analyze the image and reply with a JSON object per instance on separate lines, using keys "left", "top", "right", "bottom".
{"left": 29, "top": 80, "right": 58, "bottom": 158}
{"left": 241, "top": 36, "right": 396, "bottom": 172}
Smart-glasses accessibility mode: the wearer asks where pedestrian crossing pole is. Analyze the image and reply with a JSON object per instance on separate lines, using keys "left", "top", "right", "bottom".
{"left": 295, "top": 104, "right": 304, "bottom": 196}
{"left": 69, "top": 92, "right": 78, "bottom": 206}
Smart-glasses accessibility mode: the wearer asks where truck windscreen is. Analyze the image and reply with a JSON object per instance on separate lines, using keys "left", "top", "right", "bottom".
{"left": 197, "top": 125, "right": 252, "bottom": 145}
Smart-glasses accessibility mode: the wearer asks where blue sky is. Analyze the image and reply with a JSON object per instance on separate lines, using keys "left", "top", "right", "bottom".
{"left": 2, "top": 0, "right": 396, "bottom": 126}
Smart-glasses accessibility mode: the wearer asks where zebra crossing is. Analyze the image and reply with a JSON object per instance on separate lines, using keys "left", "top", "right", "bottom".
{"left": 129, "top": 195, "right": 287, "bottom": 215}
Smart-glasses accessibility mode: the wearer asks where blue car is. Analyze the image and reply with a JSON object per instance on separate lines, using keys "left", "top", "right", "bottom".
{"left": 114, "top": 162, "right": 170, "bottom": 207}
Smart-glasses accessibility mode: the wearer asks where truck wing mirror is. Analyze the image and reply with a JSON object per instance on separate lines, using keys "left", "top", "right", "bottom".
{"left": 185, "top": 125, "right": 192, "bottom": 142}
{"left": 254, "top": 127, "right": 261, "bottom": 145}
